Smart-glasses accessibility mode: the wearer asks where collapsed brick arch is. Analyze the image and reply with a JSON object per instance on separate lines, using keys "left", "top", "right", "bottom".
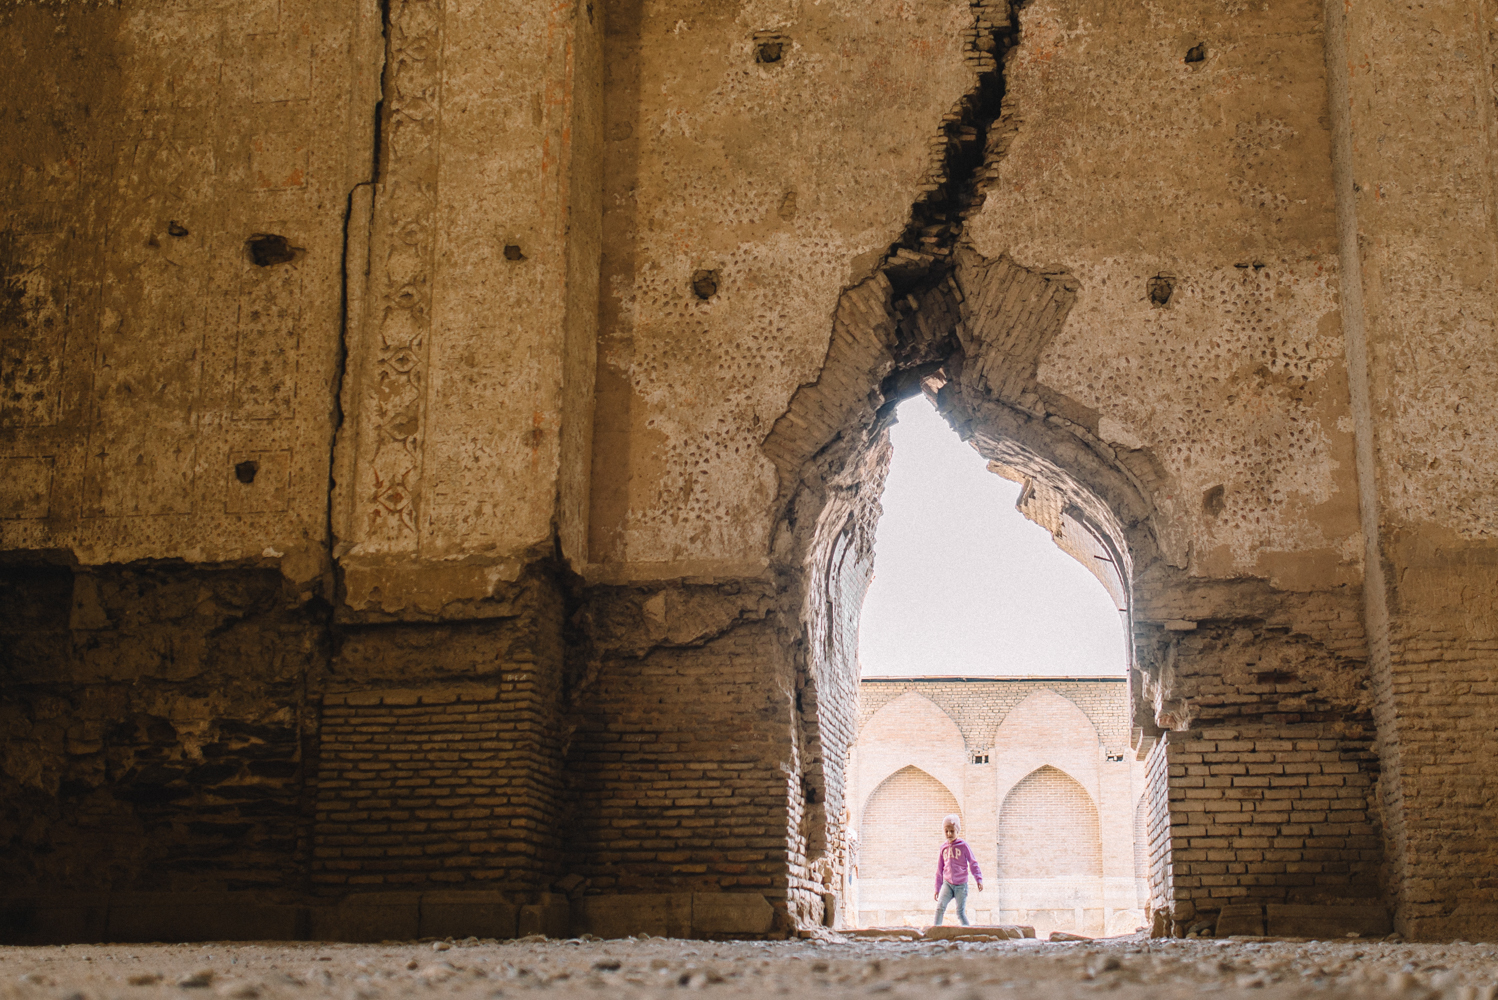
{"left": 760, "top": 245, "right": 1182, "bottom": 929}
{"left": 741, "top": 0, "right": 1237, "bottom": 933}
{"left": 743, "top": 0, "right": 1379, "bottom": 940}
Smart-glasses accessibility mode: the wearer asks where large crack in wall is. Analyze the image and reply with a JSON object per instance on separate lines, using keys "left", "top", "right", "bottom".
{"left": 0, "top": 0, "right": 1410, "bottom": 944}
{"left": 762, "top": 0, "right": 1386, "bottom": 937}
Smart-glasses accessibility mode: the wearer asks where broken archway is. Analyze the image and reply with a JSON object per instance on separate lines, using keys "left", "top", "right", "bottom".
{"left": 763, "top": 231, "right": 1384, "bottom": 939}
{"left": 763, "top": 243, "right": 1173, "bottom": 932}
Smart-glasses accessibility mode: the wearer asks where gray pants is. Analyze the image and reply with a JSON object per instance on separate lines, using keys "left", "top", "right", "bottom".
{"left": 934, "top": 880, "right": 969, "bottom": 926}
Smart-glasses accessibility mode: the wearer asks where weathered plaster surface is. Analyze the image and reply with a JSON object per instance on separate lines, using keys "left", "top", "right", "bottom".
{"left": 333, "top": 0, "right": 603, "bottom": 611}
{"left": 1, "top": 0, "right": 379, "bottom": 567}
{"left": 966, "top": 0, "right": 1362, "bottom": 589}
{"left": 588, "top": 0, "right": 976, "bottom": 569}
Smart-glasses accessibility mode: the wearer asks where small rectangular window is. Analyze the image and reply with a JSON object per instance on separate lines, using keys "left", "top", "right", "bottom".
{"left": 972, "top": 753, "right": 989, "bottom": 764}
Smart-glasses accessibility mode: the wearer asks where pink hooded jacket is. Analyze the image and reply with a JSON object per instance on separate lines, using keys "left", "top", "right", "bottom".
{"left": 935, "top": 837, "right": 983, "bottom": 894}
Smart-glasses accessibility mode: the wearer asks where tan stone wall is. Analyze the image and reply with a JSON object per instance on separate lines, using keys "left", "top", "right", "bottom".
{"left": 1334, "top": 0, "right": 1498, "bottom": 941}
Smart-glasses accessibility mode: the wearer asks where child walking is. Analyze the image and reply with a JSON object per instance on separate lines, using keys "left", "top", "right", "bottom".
{"left": 933, "top": 813, "right": 983, "bottom": 926}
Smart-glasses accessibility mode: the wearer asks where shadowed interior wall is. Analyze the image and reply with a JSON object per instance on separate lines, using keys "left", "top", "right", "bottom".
{"left": 2, "top": 0, "right": 1497, "bottom": 944}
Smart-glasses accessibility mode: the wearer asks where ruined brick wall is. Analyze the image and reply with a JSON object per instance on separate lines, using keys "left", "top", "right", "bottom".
{"left": 1142, "top": 736, "right": 1173, "bottom": 928}
{"left": 4, "top": 0, "right": 1498, "bottom": 945}
{"left": 1161, "top": 727, "right": 1379, "bottom": 926}
{"left": 313, "top": 675, "right": 563, "bottom": 891}
{"left": 564, "top": 594, "right": 794, "bottom": 916}
{"left": 0, "top": 561, "right": 573, "bottom": 929}
{"left": 1133, "top": 604, "right": 1380, "bottom": 933}
{"left": 788, "top": 523, "right": 879, "bottom": 925}
{"left": 0, "top": 566, "right": 323, "bottom": 897}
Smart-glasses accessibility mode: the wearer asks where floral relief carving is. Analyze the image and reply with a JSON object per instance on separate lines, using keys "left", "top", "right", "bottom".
{"left": 359, "top": 0, "right": 444, "bottom": 545}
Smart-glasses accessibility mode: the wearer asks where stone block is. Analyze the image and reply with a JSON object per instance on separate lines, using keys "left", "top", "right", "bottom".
{"left": 518, "top": 898, "right": 570, "bottom": 939}
{"left": 0, "top": 900, "right": 108, "bottom": 945}
{"left": 1264, "top": 904, "right": 1390, "bottom": 939}
{"left": 307, "top": 894, "right": 421, "bottom": 942}
{"left": 105, "top": 901, "right": 303, "bottom": 943}
{"left": 573, "top": 894, "right": 691, "bottom": 939}
{"left": 420, "top": 892, "right": 519, "bottom": 940}
{"left": 843, "top": 927, "right": 922, "bottom": 940}
{"left": 693, "top": 893, "right": 776, "bottom": 936}
{"left": 1215, "top": 904, "right": 1265, "bottom": 937}
{"left": 924, "top": 924, "right": 1033, "bottom": 941}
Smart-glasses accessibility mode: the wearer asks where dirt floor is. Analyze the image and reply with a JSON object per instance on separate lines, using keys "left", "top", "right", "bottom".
{"left": 4, "top": 934, "right": 1497, "bottom": 1000}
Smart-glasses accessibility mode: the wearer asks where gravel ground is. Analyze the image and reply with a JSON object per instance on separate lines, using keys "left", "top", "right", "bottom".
{"left": 3, "top": 935, "right": 1497, "bottom": 1000}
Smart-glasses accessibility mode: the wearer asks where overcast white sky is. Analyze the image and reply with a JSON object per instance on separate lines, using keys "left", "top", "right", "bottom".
{"left": 857, "top": 397, "right": 1127, "bottom": 677}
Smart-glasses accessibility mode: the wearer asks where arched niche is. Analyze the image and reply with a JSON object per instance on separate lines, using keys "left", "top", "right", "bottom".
{"left": 997, "top": 765, "right": 1103, "bottom": 881}
{"left": 995, "top": 765, "right": 1105, "bottom": 936}
{"left": 859, "top": 764, "right": 961, "bottom": 882}
{"left": 990, "top": 688, "right": 1101, "bottom": 807}
{"left": 852, "top": 691, "right": 968, "bottom": 820}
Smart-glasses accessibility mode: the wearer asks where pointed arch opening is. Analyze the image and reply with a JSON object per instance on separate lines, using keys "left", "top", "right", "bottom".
{"left": 766, "top": 247, "right": 1173, "bottom": 933}
{"left": 856, "top": 765, "right": 961, "bottom": 928}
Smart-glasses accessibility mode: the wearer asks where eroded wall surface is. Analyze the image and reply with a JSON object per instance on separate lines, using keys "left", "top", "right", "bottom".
{"left": 1, "top": 0, "right": 378, "bottom": 566}
{"left": 953, "top": 0, "right": 1386, "bottom": 935}
{"left": 1338, "top": 0, "right": 1498, "bottom": 941}
{"left": 2, "top": 0, "right": 1498, "bottom": 943}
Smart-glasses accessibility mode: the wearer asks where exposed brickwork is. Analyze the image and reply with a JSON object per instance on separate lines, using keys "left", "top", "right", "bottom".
{"left": 1134, "top": 617, "right": 1382, "bottom": 931}
{"left": 792, "top": 518, "right": 878, "bottom": 919}
{"left": 1126, "top": 591, "right": 1380, "bottom": 935}
{"left": 1143, "top": 736, "right": 1173, "bottom": 924}
{"left": 1160, "top": 726, "right": 1381, "bottom": 924}
{"left": 1370, "top": 612, "right": 1498, "bottom": 938}
{"left": 1132, "top": 795, "right": 1148, "bottom": 885}
{"left": 312, "top": 679, "right": 561, "bottom": 890}
{"left": 810, "top": 525, "right": 875, "bottom": 850}
{"left": 1168, "top": 721, "right": 1378, "bottom": 910}
{"left": 565, "top": 620, "right": 794, "bottom": 911}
